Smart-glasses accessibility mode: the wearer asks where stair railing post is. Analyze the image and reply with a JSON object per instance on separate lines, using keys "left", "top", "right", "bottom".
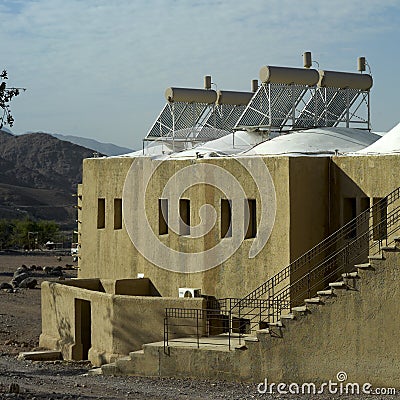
{"left": 196, "top": 309, "right": 200, "bottom": 349}
{"left": 238, "top": 303, "right": 241, "bottom": 345}
{"left": 164, "top": 310, "right": 169, "bottom": 355}
{"left": 228, "top": 309, "right": 232, "bottom": 350}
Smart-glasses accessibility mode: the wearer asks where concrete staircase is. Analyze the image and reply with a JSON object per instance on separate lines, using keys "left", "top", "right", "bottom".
{"left": 98, "top": 240, "right": 400, "bottom": 386}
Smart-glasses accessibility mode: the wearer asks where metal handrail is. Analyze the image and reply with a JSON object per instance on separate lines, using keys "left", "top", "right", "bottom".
{"left": 163, "top": 187, "right": 400, "bottom": 350}
{"left": 231, "top": 186, "right": 400, "bottom": 337}
{"left": 163, "top": 297, "right": 272, "bottom": 352}
{"left": 240, "top": 205, "right": 400, "bottom": 328}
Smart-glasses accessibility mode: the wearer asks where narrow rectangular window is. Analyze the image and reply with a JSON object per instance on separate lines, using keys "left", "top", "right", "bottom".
{"left": 245, "top": 199, "right": 257, "bottom": 239}
{"left": 114, "top": 198, "right": 122, "bottom": 230}
{"left": 159, "top": 199, "right": 168, "bottom": 235}
{"left": 221, "top": 199, "right": 232, "bottom": 238}
{"left": 373, "top": 197, "right": 387, "bottom": 240}
{"left": 179, "top": 199, "right": 190, "bottom": 236}
{"left": 97, "top": 198, "right": 105, "bottom": 229}
{"left": 343, "top": 197, "right": 357, "bottom": 239}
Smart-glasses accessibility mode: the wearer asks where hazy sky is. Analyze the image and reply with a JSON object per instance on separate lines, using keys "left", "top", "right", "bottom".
{"left": 1, "top": 0, "right": 399, "bottom": 149}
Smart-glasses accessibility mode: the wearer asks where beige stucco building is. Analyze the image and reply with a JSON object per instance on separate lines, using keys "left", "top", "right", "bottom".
{"left": 40, "top": 61, "right": 400, "bottom": 386}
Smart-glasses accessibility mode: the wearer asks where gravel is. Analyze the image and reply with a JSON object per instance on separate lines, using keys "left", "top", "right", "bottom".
{"left": 0, "top": 355, "right": 399, "bottom": 400}
{"left": 0, "top": 255, "right": 399, "bottom": 399}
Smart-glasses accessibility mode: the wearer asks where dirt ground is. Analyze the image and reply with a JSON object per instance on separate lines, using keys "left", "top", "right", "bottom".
{"left": 0, "top": 254, "right": 398, "bottom": 399}
{"left": 0, "top": 253, "right": 78, "bottom": 355}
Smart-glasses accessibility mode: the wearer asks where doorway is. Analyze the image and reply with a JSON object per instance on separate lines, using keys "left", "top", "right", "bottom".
{"left": 74, "top": 299, "right": 91, "bottom": 360}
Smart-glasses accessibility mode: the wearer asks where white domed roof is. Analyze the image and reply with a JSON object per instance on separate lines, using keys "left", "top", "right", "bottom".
{"left": 169, "top": 131, "right": 264, "bottom": 158}
{"left": 244, "top": 127, "right": 380, "bottom": 156}
{"left": 357, "top": 122, "right": 400, "bottom": 154}
{"left": 115, "top": 143, "right": 174, "bottom": 158}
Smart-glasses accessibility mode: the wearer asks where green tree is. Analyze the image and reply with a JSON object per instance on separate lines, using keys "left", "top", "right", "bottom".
{"left": 10, "top": 219, "right": 39, "bottom": 248}
{"left": 0, "top": 219, "right": 15, "bottom": 249}
{"left": 37, "top": 220, "right": 61, "bottom": 244}
{"left": 0, "top": 218, "right": 61, "bottom": 249}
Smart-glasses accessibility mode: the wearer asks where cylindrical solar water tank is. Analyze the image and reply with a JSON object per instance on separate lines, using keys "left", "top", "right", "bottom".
{"left": 216, "top": 90, "right": 254, "bottom": 105}
{"left": 259, "top": 66, "right": 319, "bottom": 86}
{"left": 165, "top": 87, "right": 218, "bottom": 103}
{"left": 303, "top": 52, "right": 312, "bottom": 68}
{"left": 204, "top": 75, "right": 212, "bottom": 90}
{"left": 318, "top": 70, "right": 373, "bottom": 90}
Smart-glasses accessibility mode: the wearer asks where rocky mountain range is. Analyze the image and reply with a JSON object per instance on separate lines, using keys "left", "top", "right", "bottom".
{"left": 0, "top": 130, "right": 104, "bottom": 228}
{"left": 50, "top": 133, "right": 133, "bottom": 156}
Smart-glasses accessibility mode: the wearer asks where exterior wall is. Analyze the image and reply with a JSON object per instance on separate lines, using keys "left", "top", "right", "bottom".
{"left": 332, "top": 155, "right": 400, "bottom": 218}
{"left": 332, "top": 154, "right": 400, "bottom": 198}
{"left": 39, "top": 280, "right": 205, "bottom": 366}
{"left": 124, "top": 248, "right": 400, "bottom": 388}
{"left": 78, "top": 156, "right": 293, "bottom": 299}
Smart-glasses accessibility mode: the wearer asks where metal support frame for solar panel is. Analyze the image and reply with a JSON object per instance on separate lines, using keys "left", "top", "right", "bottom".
{"left": 145, "top": 101, "right": 212, "bottom": 141}
{"left": 294, "top": 87, "right": 370, "bottom": 129}
{"left": 144, "top": 100, "right": 248, "bottom": 150}
{"left": 203, "top": 103, "right": 248, "bottom": 132}
{"left": 234, "top": 83, "right": 312, "bottom": 132}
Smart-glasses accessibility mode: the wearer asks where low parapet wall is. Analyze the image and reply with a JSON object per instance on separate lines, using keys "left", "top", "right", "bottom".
{"left": 39, "top": 280, "right": 205, "bottom": 366}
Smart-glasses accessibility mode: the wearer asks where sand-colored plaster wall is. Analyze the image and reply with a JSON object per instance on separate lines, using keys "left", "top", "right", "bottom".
{"left": 40, "top": 281, "right": 205, "bottom": 366}
{"left": 78, "top": 156, "right": 291, "bottom": 299}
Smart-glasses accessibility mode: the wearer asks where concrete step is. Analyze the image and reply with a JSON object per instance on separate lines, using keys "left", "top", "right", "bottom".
{"left": 115, "top": 356, "right": 138, "bottom": 375}
{"left": 355, "top": 263, "right": 372, "bottom": 269}
{"left": 292, "top": 306, "right": 308, "bottom": 313}
{"left": 129, "top": 349, "right": 145, "bottom": 358}
{"left": 116, "top": 355, "right": 131, "bottom": 362}
{"left": 244, "top": 336, "right": 259, "bottom": 343}
{"left": 17, "top": 350, "right": 62, "bottom": 361}
{"left": 280, "top": 313, "right": 295, "bottom": 320}
{"left": 256, "top": 328, "right": 270, "bottom": 335}
{"left": 368, "top": 254, "right": 384, "bottom": 260}
{"left": 317, "top": 289, "right": 334, "bottom": 296}
{"left": 382, "top": 245, "right": 398, "bottom": 251}
{"left": 329, "top": 281, "right": 348, "bottom": 289}
{"left": 101, "top": 362, "right": 119, "bottom": 375}
{"left": 88, "top": 367, "right": 103, "bottom": 376}
{"left": 268, "top": 320, "right": 283, "bottom": 327}
{"left": 304, "top": 297, "right": 321, "bottom": 304}
{"left": 342, "top": 272, "right": 359, "bottom": 278}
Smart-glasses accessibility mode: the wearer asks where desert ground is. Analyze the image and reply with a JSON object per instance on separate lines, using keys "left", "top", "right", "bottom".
{"left": 0, "top": 253, "right": 398, "bottom": 399}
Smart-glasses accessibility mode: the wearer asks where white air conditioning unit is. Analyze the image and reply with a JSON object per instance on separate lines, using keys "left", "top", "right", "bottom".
{"left": 178, "top": 288, "right": 201, "bottom": 298}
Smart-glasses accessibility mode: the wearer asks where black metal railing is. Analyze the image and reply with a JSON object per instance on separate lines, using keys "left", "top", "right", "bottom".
{"left": 238, "top": 205, "right": 400, "bottom": 331}
{"left": 232, "top": 187, "right": 400, "bottom": 339}
{"left": 163, "top": 187, "right": 400, "bottom": 351}
{"left": 163, "top": 297, "right": 271, "bottom": 352}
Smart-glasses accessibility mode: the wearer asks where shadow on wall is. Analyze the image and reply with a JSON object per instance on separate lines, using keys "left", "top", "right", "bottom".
{"left": 111, "top": 302, "right": 166, "bottom": 355}
{"left": 114, "top": 279, "right": 161, "bottom": 296}
{"left": 288, "top": 163, "right": 370, "bottom": 308}
{"left": 49, "top": 285, "right": 74, "bottom": 356}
